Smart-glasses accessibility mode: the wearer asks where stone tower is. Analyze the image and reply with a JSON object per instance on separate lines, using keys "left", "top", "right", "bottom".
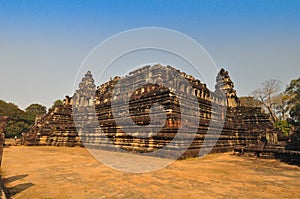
{"left": 215, "top": 68, "right": 240, "bottom": 107}
{"left": 73, "top": 71, "right": 96, "bottom": 107}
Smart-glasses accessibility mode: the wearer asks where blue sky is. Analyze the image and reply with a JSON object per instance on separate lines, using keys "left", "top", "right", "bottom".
{"left": 0, "top": 0, "right": 300, "bottom": 109}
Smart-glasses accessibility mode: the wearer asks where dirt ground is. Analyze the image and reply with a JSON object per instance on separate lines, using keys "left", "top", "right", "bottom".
{"left": 1, "top": 140, "right": 300, "bottom": 199}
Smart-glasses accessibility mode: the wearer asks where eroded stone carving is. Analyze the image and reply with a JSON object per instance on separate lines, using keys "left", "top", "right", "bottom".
{"left": 24, "top": 65, "right": 279, "bottom": 158}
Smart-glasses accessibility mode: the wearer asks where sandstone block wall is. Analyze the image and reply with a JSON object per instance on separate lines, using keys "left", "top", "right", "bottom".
{"left": 24, "top": 65, "right": 279, "bottom": 159}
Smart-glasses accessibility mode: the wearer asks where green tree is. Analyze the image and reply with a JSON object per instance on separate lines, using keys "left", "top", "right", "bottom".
{"left": 25, "top": 103, "right": 47, "bottom": 121}
{"left": 274, "top": 120, "right": 291, "bottom": 137}
{"left": 273, "top": 93, "right": 291, "bottom": 121}
{"left": 6, "top": 120, "right": 31, "bottom": 137}
{"left": 51, "top": 99, "right": 63, "bottom": 109}
{"left": 286, "top": 77, "right": 300, "bottom": 121}
{"left": 0, "top": 100, "right": 47, "bottom": 137}
{"left": 25, "top": 103, "right": 47, "bottom": 115}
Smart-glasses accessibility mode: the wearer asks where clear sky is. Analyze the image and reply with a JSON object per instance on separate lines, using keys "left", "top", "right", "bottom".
{"left": 0, "top": 0, "right": 299, "bottom": 109}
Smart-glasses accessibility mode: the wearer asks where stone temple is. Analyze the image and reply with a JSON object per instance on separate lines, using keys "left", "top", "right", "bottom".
{"left": 24, "top": 64, "right": 279, "bottom": 158}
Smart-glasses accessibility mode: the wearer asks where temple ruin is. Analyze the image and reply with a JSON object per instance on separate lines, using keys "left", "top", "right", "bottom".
{"left": 24, "top": 64, "right": 281, "bottom": 158}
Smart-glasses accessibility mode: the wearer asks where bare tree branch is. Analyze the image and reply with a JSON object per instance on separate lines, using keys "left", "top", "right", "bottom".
{"left": 251, "top": 79, "right": 282, "bottom": 123}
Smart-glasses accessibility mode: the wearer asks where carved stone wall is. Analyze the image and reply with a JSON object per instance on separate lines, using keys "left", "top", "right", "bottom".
{"left": 24, "top": 65, "right": 279, "bottom": 159}
{"left": 215, "top": 68, "right": 240, "bottom": 107}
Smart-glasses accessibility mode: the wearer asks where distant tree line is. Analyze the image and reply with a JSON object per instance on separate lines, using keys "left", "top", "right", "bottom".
{"left": 0, "top": 99, "right": 63, "bottom": 138}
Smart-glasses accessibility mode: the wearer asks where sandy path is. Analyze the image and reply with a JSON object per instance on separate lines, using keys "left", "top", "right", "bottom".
{"left": 1, "top": 145, "right": 300, "bottom": 199}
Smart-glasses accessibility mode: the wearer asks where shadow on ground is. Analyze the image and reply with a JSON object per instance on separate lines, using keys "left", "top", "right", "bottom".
{"left": 3, "top": 174, "right": 34, "bottom": 198}
{"left": 4, "top": 174, "right": 28, "bottom": 184}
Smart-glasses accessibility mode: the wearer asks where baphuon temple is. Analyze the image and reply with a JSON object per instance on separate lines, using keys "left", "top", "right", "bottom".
{"left": 24, "top": 64, "right": 294, "bottom": 159}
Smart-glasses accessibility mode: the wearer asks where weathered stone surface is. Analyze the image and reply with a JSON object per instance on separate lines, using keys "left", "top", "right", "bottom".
{"left": 23, "top": 70, "right": 97, "bottom": 147}
{"left": 24, "top": 65, "right": 279, "bottom": 159}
